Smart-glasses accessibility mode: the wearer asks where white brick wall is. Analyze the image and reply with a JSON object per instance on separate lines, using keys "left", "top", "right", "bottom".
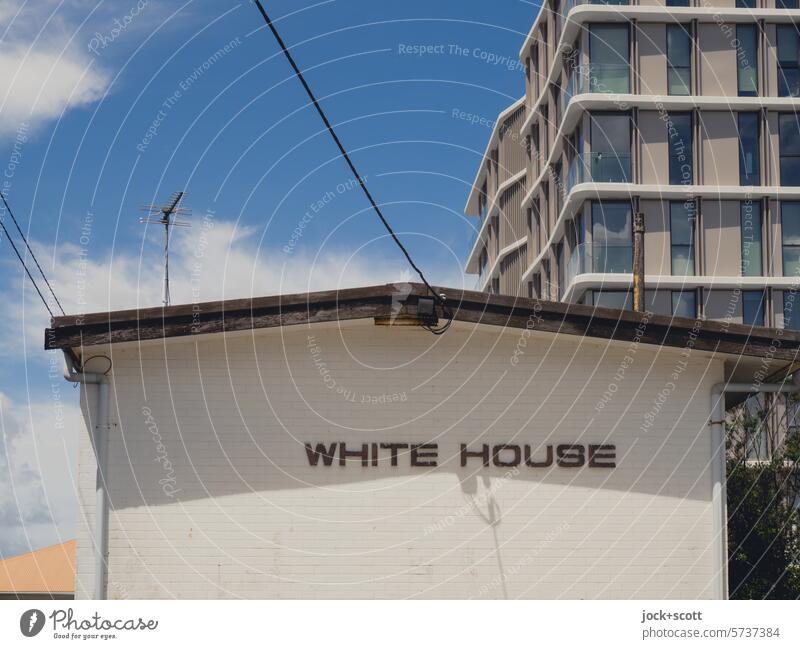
{"left": 74, "top": 320, "right": 723, "bottom": 599}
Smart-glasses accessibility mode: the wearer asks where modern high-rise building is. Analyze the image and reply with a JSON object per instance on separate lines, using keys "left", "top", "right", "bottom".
{"left": 465, "top": 1, "right": 800, "bottom": 329}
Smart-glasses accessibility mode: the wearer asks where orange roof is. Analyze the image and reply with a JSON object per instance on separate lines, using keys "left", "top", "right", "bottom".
{"left": 0, "top": 540, "right": 75, "bottom": 595}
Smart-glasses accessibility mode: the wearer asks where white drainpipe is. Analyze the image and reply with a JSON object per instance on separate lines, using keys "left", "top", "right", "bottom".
{"left": 63, "top": 351, "right": 110, "bottom": 600}
{"left": 709, "top": 372, "right": 800, "bottom": 600}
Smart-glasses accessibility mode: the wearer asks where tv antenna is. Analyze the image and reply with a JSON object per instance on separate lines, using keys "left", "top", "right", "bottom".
{"left": 139, "top": 191, "right": 191, "bottom": 306}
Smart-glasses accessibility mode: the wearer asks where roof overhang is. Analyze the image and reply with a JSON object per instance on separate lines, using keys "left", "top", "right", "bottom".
{"left": 45, "top": 284, "right": 800, "bottom": 386}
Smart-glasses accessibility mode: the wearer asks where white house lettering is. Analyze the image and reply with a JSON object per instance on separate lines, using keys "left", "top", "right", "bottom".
{"left": 304, "top": 442, "right": 617, "bottom": 468}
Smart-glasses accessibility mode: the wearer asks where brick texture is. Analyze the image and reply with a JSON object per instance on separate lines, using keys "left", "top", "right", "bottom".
{"left": 74, "top": 320, "right": 722, "bottom": 599}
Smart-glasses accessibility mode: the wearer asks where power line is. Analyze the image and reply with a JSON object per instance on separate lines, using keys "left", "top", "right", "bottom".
{"left": 0, "top": 190, "right": 65, "bottom": 315}
{"left": 0, "top": 213, "right": 54, "bottom": 318}
{"left": 252, "top": 0, "right": 452, "bottom": 334}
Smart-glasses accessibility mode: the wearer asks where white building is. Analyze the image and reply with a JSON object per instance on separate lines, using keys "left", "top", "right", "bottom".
{"left": 46, "top": 284, "right": 799, "bottom": 598}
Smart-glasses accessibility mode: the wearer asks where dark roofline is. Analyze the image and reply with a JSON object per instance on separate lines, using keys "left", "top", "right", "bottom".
{"left": 44, "top": 283, "right": 800, "bottom": 363}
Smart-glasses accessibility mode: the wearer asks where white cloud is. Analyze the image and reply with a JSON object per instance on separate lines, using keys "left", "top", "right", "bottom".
{"left": 0, "top": 392, "right": 80, "bottom": 557}
{"left": 0, "top": 46, "right": 110, "bottom": 137}
{"left": 0, "top": 1, "right": 111, "bottom": 137}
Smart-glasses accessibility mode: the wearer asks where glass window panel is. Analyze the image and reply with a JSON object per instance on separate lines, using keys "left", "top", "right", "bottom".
{"left": 780, "top": 114, "right": 800, "bottom": 153}
{"left": 782, "top": 202, "right": 800, "bottom": 275}
{"left": 742, "top": 291, "right": 765, "bottom": 327}
{"left": 777, "top": 26, "right": 799, "bottom": 65}
{"left": 671, "top": 201, "right": 695, "bottom": 275}
{"left": 736, "top": 0, "right": 756, "bottom": 6}
{"left": 589, "top": 113, "right": 631, "bottom": 182}
{"left": 777, "top": 0, "right": 799, "bottom": 9}
{"left": 593, "top": 290, "right": 632, "bottom": 310}
{"left": 589, "top": 25, "right": 630, "bottom": 93}
{"left": 736, "top": 25, "right": 758, "bottom": 97}
{"left": 666, "top": 0, "right": 690, "bottom": 5}
{"left": 738, "top": 113, "right": 760, "bottom": 185}
{"left": 667, "top": 26, "right": 692, "bottom": 96}
{"left": 672, "top": 291, "right": 696, "bottom": 319}
{"left": 592, "top": 202, "right": 632, "bottom": 273}
{"left": 740, "top": 201, "right": 762, "bottom": 276}
{"left": 778, "top": 27, "right": 800, "bottom": 97}
{"left": 667, "top": 68, "right": 691, "bottom": 96}
{"left": 779, "top": 69, "right": 800, "bottom": 98}
{"left": 668, "top": 113, "right": 693, "bottom": 185}
{"left": 667, "top": 26, "right": 691, "bottom": 67}
{"left": 780, "top": 115, "right": 800, "bottom": 185}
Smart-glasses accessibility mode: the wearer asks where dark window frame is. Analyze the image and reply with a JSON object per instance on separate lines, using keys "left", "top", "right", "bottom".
{"left": 782, "top": 201, "right": 800, "bottom": 276}
{"left": 667, "top": 24, "right": 692, "bottom": 96}
{"left": 777, "top": 25, "right": 800, "bottom": 97}
{"left": 668, "top": 112, "right": 693, "bottom": 185}
{"left": 742, "top": 290, "right": 765, "bottom": 327}
{"left": 779, "top": 114, "right": 800, "bottom": 186}
{"left": 670, "top": 201, "right": 696, "bottom": 275}
{"left": 588, "top": 23, "right": 631, "bottom": 94}
{"left": 736, "top": 24, "right": 759, "bottom": 97}
{"left": 671, "top": 290, "right": 697, "bottom": 318}
{"left": 738, "top": 112, "right": 760, "bottom": 186}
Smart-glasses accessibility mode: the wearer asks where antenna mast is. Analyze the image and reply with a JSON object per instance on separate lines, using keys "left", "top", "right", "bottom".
{"left": 139, "top": 191, "right": 191, "bottom": 306}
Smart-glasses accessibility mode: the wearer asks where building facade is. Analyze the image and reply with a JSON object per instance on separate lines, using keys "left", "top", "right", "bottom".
{"left": 46, "top": 285, "right": 800, "bottom": 599}
{"left": 465, "top": 1, "right": 800, "bottom": 329}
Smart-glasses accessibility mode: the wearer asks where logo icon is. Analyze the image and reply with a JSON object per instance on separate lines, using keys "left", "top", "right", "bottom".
{"left": 20, "top": 609, "right": 45, "bottom": 637}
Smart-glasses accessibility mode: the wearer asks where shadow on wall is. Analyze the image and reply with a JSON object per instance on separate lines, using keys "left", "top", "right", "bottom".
{"left": 78, "top": 323, "right": 717, "bottom": 511}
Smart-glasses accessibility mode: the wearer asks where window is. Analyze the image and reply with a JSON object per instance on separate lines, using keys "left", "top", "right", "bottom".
{"left": 592, "top": 202, "right": 632, "bottom": 273}
{"left": 741, "top": 201, "right": 762, "bottom": 276}
{"left": 671, "top": 291, "right": 696, "bottom": 319}
{"left": 671, "top": 201, "right": 696, "bottom": 275}
{"left": 742, "top": 291, "right": 765, "bottom": 327}
{"left": 777, "top": 0, "right": 799, "bottom": 8}
{"left": 777, "top": 26, "right": 800, "bottom": 98}
{"left": 736, "top": 25, "right": 758, "bottom": 97}
{"left": 736, "top": 0, "right": 756, "bottom": 6}
{"left": 668, "top": 113, "right": 693, "bottom": 185}
{"left": 780, "top": 115, "right": 800, "bottom": 186}
{"left": 738, "top": 113, "right": 760, "bottom": 185}
{"left": 589, "top": 113, "right": 632, "bottom": 182}
{"left": 785, "top": 291, "right": 800, "bottom": 330}
{"left": 591, "top": 290, "right": 632, "bottom": 310}
{"left": 667, "top": 25, "right": 691, "bottom": 96}
{"left": 589, "top": 24, "right": 630, "bottom": 94}
{"left": 782, "top": 202, "right": 800, "bottom": 275}
{"left": 666, "top": 0, "right": 690, "bottom": 5}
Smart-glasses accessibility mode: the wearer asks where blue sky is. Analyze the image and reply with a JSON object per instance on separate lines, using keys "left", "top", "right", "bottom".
{"left": 0, "top": 0, "right": 540, "bottom": 555}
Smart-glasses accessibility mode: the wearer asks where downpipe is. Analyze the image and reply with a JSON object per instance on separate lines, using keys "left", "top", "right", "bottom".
{"left": 63, "top": 351, "right": 110, "bottom": 600}
{"left": 709, "top": 372, "right": 800, "bottom": 600}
